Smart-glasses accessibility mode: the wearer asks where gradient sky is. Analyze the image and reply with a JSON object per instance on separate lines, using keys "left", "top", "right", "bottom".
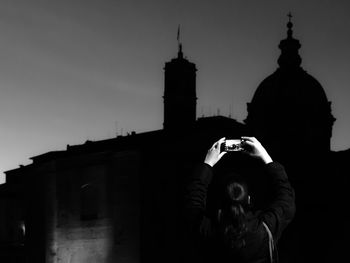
{"left": 1, "top": 0, "right": 350, "bottom": 180}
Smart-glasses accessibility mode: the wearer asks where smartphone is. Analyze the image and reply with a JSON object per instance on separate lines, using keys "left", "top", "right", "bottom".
{"left": 221, "top": 139, "right": 244, "bottom": 152}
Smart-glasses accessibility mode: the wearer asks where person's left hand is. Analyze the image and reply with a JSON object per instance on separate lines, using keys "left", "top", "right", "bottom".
{"left": 241, "top": 136, "right": 273, "bottom": 164}
{"left": 204, "top": 137, "right": 227, "bottom": 167}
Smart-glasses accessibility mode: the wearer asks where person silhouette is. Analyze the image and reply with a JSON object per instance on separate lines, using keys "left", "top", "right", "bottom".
{"left": 185, "top": 137, "right": 295, "bottom": 263}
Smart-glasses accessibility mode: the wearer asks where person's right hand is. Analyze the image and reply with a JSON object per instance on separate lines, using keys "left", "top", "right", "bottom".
{"left": 241, "top": 137, "right": 273, "bottom": 164}
{"left": 204, "top": 137, "right": 227, "bottom": 167}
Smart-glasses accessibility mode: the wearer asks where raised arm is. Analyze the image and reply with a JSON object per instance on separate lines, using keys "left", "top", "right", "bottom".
{"left": 241, "top": 136, "right": 295, "bottom": 241}
{"left": 184, "top": 138, "right": 226, "bottom": 234}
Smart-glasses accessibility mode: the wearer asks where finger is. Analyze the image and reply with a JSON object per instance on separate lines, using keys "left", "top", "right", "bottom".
{"left": 242, "top": 136, "right": 259, "bottom": 143}
{"left": 243, "top": 140, "right": 254, "bottom": 146}
{"left": 218, "top": 138, "right": 226, "bottom": 150}
{"left": 214, "top": 142, "right": 220, "bottom": 151}
{"left": 217, "top": 138, "right": 226, "bottom": 150}
{"left": 218, "top": 151, "right": 227, "bottom": 159}
{"left": 213, "top": 137, "right": 225, "bottom": 148}
{"left": 218, "top": 137, "right": 225, "bottom": 146}
{"left": 241, "top": 136, "right": 254, "bottom": 142}
{"left": 210, "top": 143, "right": 218, "bottom": 151}
{"left": 212, "top": 139, "right": 220, "bottom": 148}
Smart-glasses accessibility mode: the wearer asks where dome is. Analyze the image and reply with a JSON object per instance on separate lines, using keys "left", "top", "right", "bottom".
{"left": 245, "top": 16, "right": 335, "bottom": 158}
{"left": 247, "top": 68, "right": 332, "bottom": 123}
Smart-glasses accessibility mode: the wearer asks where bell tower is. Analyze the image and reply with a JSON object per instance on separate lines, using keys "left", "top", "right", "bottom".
{"left": 163, "top": 32, "right": 197, "bottom": 131}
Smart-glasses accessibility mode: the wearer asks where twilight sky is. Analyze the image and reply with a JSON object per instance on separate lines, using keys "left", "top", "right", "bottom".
{"left": 1, "top": 0, "right": 350, "bottom": 179}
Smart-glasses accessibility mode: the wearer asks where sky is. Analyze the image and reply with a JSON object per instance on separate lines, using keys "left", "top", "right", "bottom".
{"left": 1, "top": 0, "right": 350, "bottom": 180}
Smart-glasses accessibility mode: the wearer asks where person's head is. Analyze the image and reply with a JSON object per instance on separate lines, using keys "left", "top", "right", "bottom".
{"left": 216, "top": 173, "right": 251, "bottom": 251}
{"left": 218, "top": 171, "right": 251, "bottom": 209}
{"left": 225, "top": 180, "right": 250, "bottom": 207}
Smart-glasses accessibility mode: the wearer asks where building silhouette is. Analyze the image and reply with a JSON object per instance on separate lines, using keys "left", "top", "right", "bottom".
{"left": 0, "top": 17, "right": 348, "bottom": 263}
{"left": 245, "top": 17, "right": 347, "bottom": 263}
{"left": 245, "top": 16, "right": 335, "bottom": 164}
{"left": 163, "top": 43, "right": 197, "bottom": 131}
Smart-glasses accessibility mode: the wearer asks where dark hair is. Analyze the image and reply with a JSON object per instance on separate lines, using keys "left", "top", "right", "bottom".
{"left": 216, "top": 180, "right": 250, "bottom": 251}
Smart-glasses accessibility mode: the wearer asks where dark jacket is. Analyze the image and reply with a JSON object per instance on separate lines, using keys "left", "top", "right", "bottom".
{"left": 185, "top": 162, "right": 295, "bottom": 263}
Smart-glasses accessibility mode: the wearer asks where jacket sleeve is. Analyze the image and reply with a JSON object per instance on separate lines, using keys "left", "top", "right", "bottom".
{"left": 184, "top": 163, "right": 214, "bottom": 235}
{"left": 259, "top": 162, "right": 296, "bottom": 242}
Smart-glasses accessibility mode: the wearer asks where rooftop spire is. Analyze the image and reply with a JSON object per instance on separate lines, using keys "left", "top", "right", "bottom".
{"left": 277, "top": 12, "right": 302, "bottom": 69}
{"left": 287, "top": 12, "right": 294, "bottom": 39}
{"left": 177, "top": 24, "right": 183, "bottom": 58}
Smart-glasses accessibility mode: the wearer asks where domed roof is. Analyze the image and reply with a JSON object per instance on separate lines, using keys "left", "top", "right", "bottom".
{"left": 249, "top": 68, "right": 330, "bottom": 118}
{"left": 246, "top": 16, "right": 334, "bottom": 125}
